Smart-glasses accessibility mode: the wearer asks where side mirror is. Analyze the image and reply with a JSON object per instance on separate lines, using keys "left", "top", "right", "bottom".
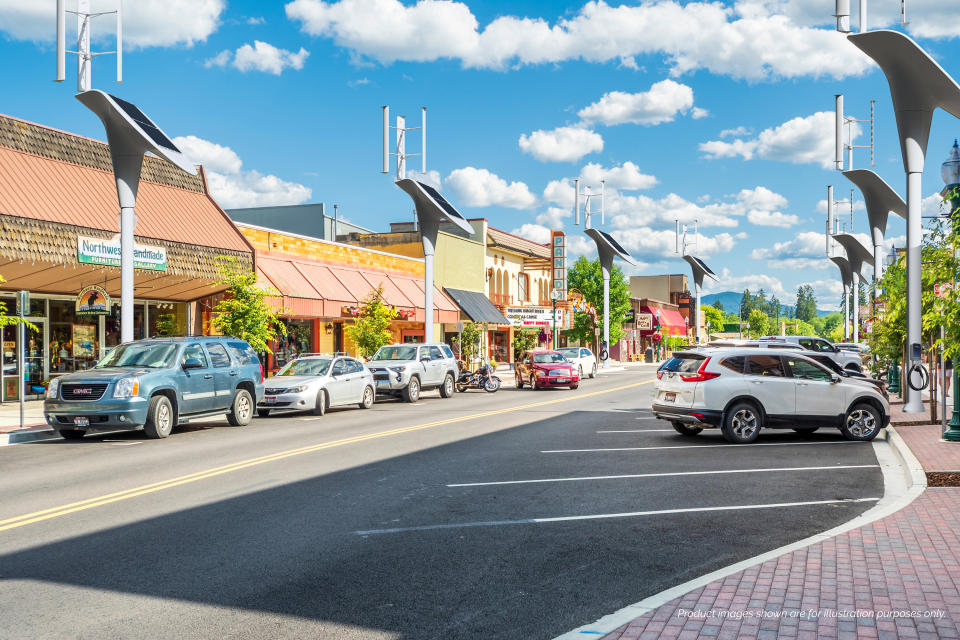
{"left": 831, "top": 373, "right": 841, "bottom": 383}
{"left": 182, "top": 358, "right": 203, "bottom": 370}
{"left": 523, "top": 359, "right": 531, "bottom": 365}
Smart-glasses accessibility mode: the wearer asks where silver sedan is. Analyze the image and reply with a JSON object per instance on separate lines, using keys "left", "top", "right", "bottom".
{"left": 258, "top": 355, "right": 375, "bottom": 417}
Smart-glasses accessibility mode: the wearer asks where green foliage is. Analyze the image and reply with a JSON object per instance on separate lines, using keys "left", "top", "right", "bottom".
{"left": 457, "top": 322, "right": 485, "bottom": 363}
{"left": 566, "top": 257, "right": 630, "bottom": 349}
{"left": 512, "top": 328, "right": 539, "bottom": 361}
{"left": 713, "top": 300, "right": 724, "bottom": 313}
{"left": 795, "top": 284, "right": 818, "bottom": 323}
{"left": 746, "top": 308, "right": 771, "bottom": 338}
{"left": 702, "top": 305, "right": 726, "bottom": 335}
{"left": 345, "top": 286, "right": 398, "bottom": 358}
{"left": 211, "top": 256, "right": 287, "bottom": 354}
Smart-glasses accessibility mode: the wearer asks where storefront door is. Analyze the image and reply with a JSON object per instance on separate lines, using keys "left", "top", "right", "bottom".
{"left": 1, "top": 320, "right": 45, "bottom": 402}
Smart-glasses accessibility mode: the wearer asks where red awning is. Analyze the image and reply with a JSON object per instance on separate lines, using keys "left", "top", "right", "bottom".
{"left": 637, "top": 306, "right": 687, "bottom": 336}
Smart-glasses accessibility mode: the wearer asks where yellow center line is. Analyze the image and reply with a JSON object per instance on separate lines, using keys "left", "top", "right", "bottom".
{"left": 0, "top": 379, "right": 653, "bottom": 533}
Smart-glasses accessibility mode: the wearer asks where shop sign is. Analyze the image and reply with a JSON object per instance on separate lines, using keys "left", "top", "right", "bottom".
{"left": 504, "top": 306, "right": 563, "bottom": 327}
{"left": 76, "top": 285, "right": 111, "bottom": 316}
{"left": 636, "top": 313, "right": 653, "bottom": 331}
{"left": 78, "top": 236, "right": 167, "bottom": 271}
{"left": 72, "top": 324, "right": 97, "bottom": 358}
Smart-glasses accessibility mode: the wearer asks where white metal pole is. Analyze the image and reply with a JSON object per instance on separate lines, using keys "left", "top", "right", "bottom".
{"left": 835, "top": 95, "right": 844, "bottom": 170}
{"left": 56, "top": 0, "right": 66, "bottom": 82}
{"left": 573, "top": 179, "right": 580, "bottom": 226}
{"left": 904, "top": 169, "right": 924, "bottom": 412}
{"left": 396, "top": 115, "right": 405, "bottom": 180}
{"left": 17, "top": 321, "right": 24, "bottom": 429}
{"left": 695, "top": 284, "right": 701, "bottom": 343}
{"left": 842, "top": 283, "right": 849, "bottom": 340}
{"left": 382, "top": 106, "right": 389, "bottom": 173}
{"left": 77, "top": 0, "right": 91, "bottom": 92}
{"left": 859, "top": 0, "right": 867, "bottom": 32}
{"left": 422, "top": 232, "right": 435, "bottom": 343}
{"left": 852, "top": 272, "right": 860, "bottom": 342}
{"left": 827, "top": 185, "right": 834, "bottom": 254}
{"left": 120, "top": 206, "right": 135, "bottom": 342}
{"left": 602, "top": 265, "right": 610, "bottom": 368}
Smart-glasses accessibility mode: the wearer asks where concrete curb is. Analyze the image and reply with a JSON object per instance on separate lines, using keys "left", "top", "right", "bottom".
{"left": 0, "top": 427, "right": 59, "bottom": 446}
{"left": 552, "top": 427, "right": 928, "bottom": 640}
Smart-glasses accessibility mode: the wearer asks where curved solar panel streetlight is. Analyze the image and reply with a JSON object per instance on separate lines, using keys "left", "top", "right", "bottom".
{"left": 77, "top": 90, "right": 195, "bottom": 342}
{"left": 848, "top": 29, "right": 960, "bottom": 413}
{"left": 842, "top": 169, "right": 906, "bottom": 289}
{"left": 832, "top": 233, "right": 875, "bottom": 343}
{"left": 682, "top": 255, "right": 719, "bottom": 344}
{"left": 583, "top": 228, "right": 635, "bottom": 368}
{"left": 828, "top": 255, "right": 855, "bottom": 340}
{"left": 395, "top": 179, "right": 474, "bottom": 340}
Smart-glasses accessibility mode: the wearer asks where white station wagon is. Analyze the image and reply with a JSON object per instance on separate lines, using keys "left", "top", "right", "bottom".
{"left": 651, "top": 347, "right": 889, "bottom": 444}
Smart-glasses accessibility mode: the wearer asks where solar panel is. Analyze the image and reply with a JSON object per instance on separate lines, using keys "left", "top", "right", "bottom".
{"left": 418, "top": 181, "right": 466, "bottom": 221}
{"left": 599, "top": 230, "right": 629, "bottom": 256}
{"left": 694, "top": 256, "right": 717, "bottom": 276}
{"left": 109, "top": 94, "right": 181, "bottom": 152}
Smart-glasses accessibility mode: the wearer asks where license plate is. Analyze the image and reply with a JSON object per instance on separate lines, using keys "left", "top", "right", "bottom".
{"left": 73, "top": 416, "right": 90, "bottom": 427}
{"left": 376, "top": 380, "right": 390, "bottom": 387}
{"left": 664, "top": 392, "right": 676, "bottom": 402}
{"left": 554, "top": 378, "right": 568, "bottom": 383}
{"left": 263, "top": 396, "right": 276, "bottom": 404}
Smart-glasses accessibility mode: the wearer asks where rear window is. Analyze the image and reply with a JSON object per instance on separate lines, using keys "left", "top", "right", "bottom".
{"left": 226, "top": 340, "right": 258, "bottom": 366}
{"left": 719, "top": 356, "right": 746, "bottom": 373}
{"left": 660, "top": 353, "right": 706, "bottom": 373}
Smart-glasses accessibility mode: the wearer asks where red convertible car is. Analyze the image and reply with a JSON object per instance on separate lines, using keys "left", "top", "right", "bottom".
{"left": 515, "top": 350, "right": 580, "bottom": 390}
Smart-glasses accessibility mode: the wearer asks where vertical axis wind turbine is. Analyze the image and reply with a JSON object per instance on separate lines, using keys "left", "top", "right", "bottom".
{"left": 382, "top": 106, "right": 472, "bottom": 343}
{"left": 56, "top": 0, "right": 123, "bottom": 92}
{"left": 574, "top": 179, "right": 634, "bottom": 367}
{"left": 676, "top": 221, "right": 718, "bottom": 344}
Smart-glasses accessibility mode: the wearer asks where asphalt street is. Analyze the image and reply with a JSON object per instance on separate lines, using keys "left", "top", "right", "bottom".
{"left": 0, "top": 367, "right": 883, "bottom": 639}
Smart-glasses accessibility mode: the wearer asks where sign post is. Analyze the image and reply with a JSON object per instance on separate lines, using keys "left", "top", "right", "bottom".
{"left": 17, "top": 290, "right": 28, "bottom": 430}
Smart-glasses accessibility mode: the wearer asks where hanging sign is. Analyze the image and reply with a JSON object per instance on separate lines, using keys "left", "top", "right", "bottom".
{"left": 78, "top": 236, "right": 167, "bottom": 271}
{"left": 636, "top": 313, "right": 653, "bottom": 331}
{"left": 76, "top": 285, "right": 111, "bottom": 316}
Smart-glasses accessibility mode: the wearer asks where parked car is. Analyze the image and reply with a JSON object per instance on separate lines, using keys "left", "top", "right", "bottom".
{"left": 651, "top": 347, "right": 889, "bottom": 444}
{"left": 803, "top": 353, "right": 888, "bottom": 399}
{"left": 44, "top": 337, "right": 264, "bottom": 440}
{"left": 834, "top": 342, "right": 870, "bottom": 354}
{"left": 258, "top": 353, "right": 375, "bottom": 417}
{"left": 758, "top": 335, "right": 863, "bottom": 372}
{"left": 515, "top": 350, "right": 580, "bottom": 390}
{"left": 558, "top": 346, "right": 597, "bottom": 379}
{"left": 366, "top": 343, "right": 459, "bottom": 402}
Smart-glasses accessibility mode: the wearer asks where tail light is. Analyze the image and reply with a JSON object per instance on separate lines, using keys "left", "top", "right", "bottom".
{"left": 656, "top": 369, "right": 664, "bottom": 380}
{"left": 259, "top": 363, "right": 264, "bottom": 383}
{"left": 680, "top": 357, "right": 721, "bottom": 382}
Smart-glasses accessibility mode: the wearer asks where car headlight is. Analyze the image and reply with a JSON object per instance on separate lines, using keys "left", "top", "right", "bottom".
{"left": 288, "top": 384, "right": 309, "bottom": 393}
{"left": 46, "top": 378, "right": 60, "bottom": 399}
{"left": 535, "top": 370, "right": 546, "bottom": 377}
{"left": 113, "top": 377, "right": 140, "bottom": 398}
{"left": 388, "top": 365, "right": 407, "bottom": 373}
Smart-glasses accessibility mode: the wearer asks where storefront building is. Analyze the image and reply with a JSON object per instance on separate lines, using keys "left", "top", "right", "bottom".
{"left": 0, "top": 113, "right": 253, "bottom": 400}
{"left": 235, "top": 223, "right": 460, "bottom": 372}
{"left": 633, "top": 298, "right": 689, "bottom": 358}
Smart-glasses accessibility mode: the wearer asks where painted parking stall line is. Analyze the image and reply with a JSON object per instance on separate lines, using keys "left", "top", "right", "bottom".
{"left": 543, "top": 441, "right": 867, "bottom": 454}
{"left": 447, "top": 464, "right": 880, "bottom": 488}
{"left": 354, "top": 498, "right": 881, "bottom": 536}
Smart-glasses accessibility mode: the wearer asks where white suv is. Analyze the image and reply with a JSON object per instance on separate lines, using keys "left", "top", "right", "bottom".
{"left": 366, "top": 343, "right": 459, "bottom": 402}
{"left": 558, "top": 347, "right": 597, "bottom": 379}
{"left": 651, "top": 347, "right": 889, "bottom": 444}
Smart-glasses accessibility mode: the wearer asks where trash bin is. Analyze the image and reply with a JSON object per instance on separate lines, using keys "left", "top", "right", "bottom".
{"left": 644, "top": 347, "right": 654, "bottom": 363}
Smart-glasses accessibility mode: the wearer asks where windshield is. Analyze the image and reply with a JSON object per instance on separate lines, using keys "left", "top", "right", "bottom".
{"left": 533, "top": 353, "right": 567, "bottom": 364}
{"left": 277, "top": 358, "right": 331, "bottom": 377}
{"left": 558, "top": 348, "right": 579, "bottom": 358}
{"left": 372, "top": 346, "right": 418, "bottom": 361}
{"left": 96, "top": 342, "right": 177, "bottom": 369}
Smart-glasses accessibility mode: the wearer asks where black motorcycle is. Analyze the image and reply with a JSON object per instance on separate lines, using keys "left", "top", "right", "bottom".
{"left": 456, "top": 362, "right": 501, "bottom": 393}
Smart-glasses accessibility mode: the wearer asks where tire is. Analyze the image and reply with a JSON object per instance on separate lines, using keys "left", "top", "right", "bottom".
{"left": 578, "top": 365, "right": 584, "bottom": 380}
{"left": 226, "top": 389, "right": 253, "bottom": 426}
{"left": 484, "top": 377, "right": 500, "bottom": 393}
{"left": 257, "top": 408, "right": 272, "bottom": 418}
{"left": 312, "top": 389, "right": 327, "bottom": 416}
{"left": 590, "top": 364, "right": 597, "bottom": 379}
{"left": 358, "top": 385, "right": 375, "bottom": 409}
{"left": 402, "top": 377, "right": 421, "bottom": 403}
{"left": 570, "top": 384, "right": 579, "bottom": 390}
{"left": 840, "top": 403, "right": 882, "bottom": 441}
{"left": 531, "top": 376, "right": 538, "bottom": 391}
{"left": 721, "top": 401, "right": 762, "bottom": 444}
{"left": 58, "top": 429, "right": 85, "bottom": 440}
{"left": 439, "top": 373, "right": 455, "bottom": 398}
{"left": 792, "top": 426, "right": 819, "bottom": 433}
{"left": 671, "top": 421, "right": 703, "bottom": 437}
{"left": 144, "top": 394, "right": 174, "bottom": 439}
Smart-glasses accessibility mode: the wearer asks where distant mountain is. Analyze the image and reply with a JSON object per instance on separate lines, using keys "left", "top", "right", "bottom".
{"left": 701, "top": 291, "right": 835, "bottom": 318}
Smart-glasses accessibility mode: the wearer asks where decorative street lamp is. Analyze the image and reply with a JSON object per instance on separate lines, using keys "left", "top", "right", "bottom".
{"left": 940, "top": 141, "right": 960, "bottom": 440}
{"left": 550, "top": 288, "right": 561, "bottom": 348}
{"left": 832, "top": 233, "right": 875, "bottom": 343}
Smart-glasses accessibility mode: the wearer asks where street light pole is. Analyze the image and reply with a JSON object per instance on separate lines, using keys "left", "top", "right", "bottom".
{"left": 551, "top": 288, "right": 560, "bottom": 348}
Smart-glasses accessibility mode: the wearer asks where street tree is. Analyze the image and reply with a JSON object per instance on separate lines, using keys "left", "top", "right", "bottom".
{"left": 345, "top": 286, "right": 398, "bottom": 358}
{"left": 0, "top": 275, "right": 38, "bottom": 333}
{"left": 795, "top": 285, "right": 818, "bottom": 323}
{"left": 512, "top": 328, "right": 539, "bottom": 361}
{"left": 702, "top": 305, "right": 726, "bottom": 335}
{"left": 212, "top": 256, "right": 288, "bottom": 354}
{"left": 746, "top": 308, "right": 771, "bottom": 338}
{"left": 566, "top": 256, "right": 630, "bottom": 351}
{"left": 456, "top": 322, "right": 485, "bottom": 364}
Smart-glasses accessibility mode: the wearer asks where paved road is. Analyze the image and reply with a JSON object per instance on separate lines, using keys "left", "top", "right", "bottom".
{"left": 0, "top": 368, "right": 883, "bottom": 639}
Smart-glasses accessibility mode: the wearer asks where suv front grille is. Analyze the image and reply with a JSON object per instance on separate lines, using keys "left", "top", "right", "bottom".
{"left": 549, "top": 369, "right": 569, "bottom": 377}
{"left": 264, "top": 388, "right": 289, "bottom": 395}
{"left": 60, "top": 383, "right": 108, "bottom": 401}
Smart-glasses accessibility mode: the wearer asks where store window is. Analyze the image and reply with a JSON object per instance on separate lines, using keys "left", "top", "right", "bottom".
{"left": 48, "top": 300, "right": 99, "bottom": 375}
{"left": 149, "top": 302, "right": 186, "bottom": 337}
{"left": 274, "top": 318, "right": 314, "bottom": 370}
{"left": 105, "top": 303, "right": 145, "bottom": 350}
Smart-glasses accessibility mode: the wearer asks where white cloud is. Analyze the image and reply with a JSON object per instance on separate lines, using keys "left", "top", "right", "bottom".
{"left": 691, "top": 107, "right": 709, "bottom": 120}
{"left": 173, "top": 135, "right": 312, "bottom": 208}
{"left": 702, "top": 268, "right": 790, "bottom": 299}
{"left": 510, "top": 223, "right": 552, "bottom": 244}
{"left": 700, "top": 111, "right": 858, "bottom": 169}
{"left": 246, "top": 16, "right": 266, "bottom": 25}
{"left": 445, "top": 167, "right": 537, "bottom": 209}
{"left": 577, "top": 79, "right": 698, "bottom": 127}
{"left": 285, "top": 0, "right": 872, "bottom": 79}
{"left": 0, "top": 0, "right": 224, "bottom": 48}
{"left": 735, "top": 186, "right": 788, "bottom": 211}
{"left": 719, "top": 126, "right": 751, "bottom": 138}
{"left": 407, "top": 169, "right": 442, "bottom": 189}
{"left": 747, "top": 210, "right": 800, "bottom": 228}
{"left": 211, "top": 41, "right": 310, "bottom": 74}
{"left": 518, "top": 126, "right": 603, "bottom": 163}
{"left": 750, "top": 231, "right": 825, "bottom": 261}
{"left": 579, "top": 162, "right": 658, "bottom": 191}
{"left": 535, "top": 207, "right": 572, "bottom": 229}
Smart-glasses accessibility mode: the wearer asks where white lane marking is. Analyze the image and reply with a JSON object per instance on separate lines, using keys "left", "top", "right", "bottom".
{"left": 447, "top": 464, "right": 880, "bottom": 488}
{"left": 597, "top": 429, "right": 675, "bottom": 433}
{"left": 354, "top": 497, "right": 880, "bottom": 536}
{"left": 543, "top": 441, "right": 864, "bottom": 453}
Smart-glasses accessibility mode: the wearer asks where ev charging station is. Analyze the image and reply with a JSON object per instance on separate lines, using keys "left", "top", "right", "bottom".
{"left": 75, "top": 90, "right": 196, "bottom": 343}
{"left": 831, "top": 233, "right": 875, "bottom": 343}
{"left": 682, "top": 255, "right": 719, "bottom": 344}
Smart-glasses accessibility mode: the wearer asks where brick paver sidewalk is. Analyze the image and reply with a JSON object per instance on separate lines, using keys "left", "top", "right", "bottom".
{"left": 600, "top": 423, "right": 960, "bottom": 640}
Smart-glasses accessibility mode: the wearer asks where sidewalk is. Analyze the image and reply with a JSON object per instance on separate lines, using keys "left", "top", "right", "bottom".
{"left": 590, "top": 416, "right": 960, "bottom": 639}
{"left": 0, "top": 399, "right": 56, "bottom": 445}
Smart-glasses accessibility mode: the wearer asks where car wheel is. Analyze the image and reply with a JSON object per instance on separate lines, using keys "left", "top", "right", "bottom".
{"left": 792, "top": 426, "right": 819, "bottom": 433}
{"left": 721, "top": 401, "right": 761, "bottom": 444}
{"left": 578, "top": 365, "right": 583, "bottom": 379}
{"left": 58, "top": 429, "right": 85, "bottom": 440}
{"left": 840, "top": 403, "right": 881, "bottom": 441}
{"left": 671, "top": 421, "right": 702, "bottom": 437}
{"left": 590, "top": 364, "right": 597, "bottom": 379}
{"left": 257, "top": 408, "right": 272, "bottom": 418}
{"left": 312, "top": 389, "right": 327, "bottom": 416}
{"left": 570, "top": 384, "right": 579, "bottom": 390}
{"left": 144, "top": 394, "right": 174, "bottom": 439}
{"left": 358, "top": 385, "right": 375, "bottom": 409}
{"left": 439, "top": 373, "right": 455, "bottom": 398}
{"left": 402, "top": 377, "right": 420, "bottom": 403}
{"left": 531, "top": 376, "right": 538, "bottom": 391}
{"left": 226, "top": 389, "right": 253, "bottom": 426}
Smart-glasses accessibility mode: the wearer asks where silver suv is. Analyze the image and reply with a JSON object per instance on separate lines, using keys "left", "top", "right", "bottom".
{"left": 367, "top": 343, "right": 458, "bottom": 402}
{"left": 759, "top": 336, "right": 862, "bottom": 372}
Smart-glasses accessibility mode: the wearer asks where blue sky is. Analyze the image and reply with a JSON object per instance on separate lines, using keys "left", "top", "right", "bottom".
{"left": 2, "top": 0, "right": 960, "bottom": 310}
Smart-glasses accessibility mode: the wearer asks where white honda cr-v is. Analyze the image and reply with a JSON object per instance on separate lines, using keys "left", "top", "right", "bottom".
{"left": 651, "top": 347, "right": 889, "bottom": 444}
